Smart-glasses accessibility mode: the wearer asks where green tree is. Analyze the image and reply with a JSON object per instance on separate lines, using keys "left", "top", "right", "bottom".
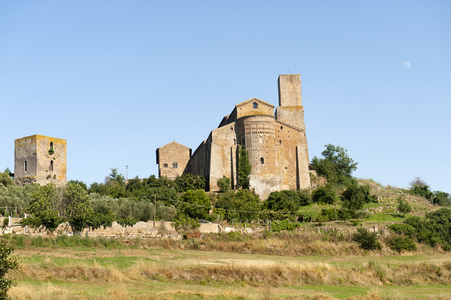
{"left": 178, "top": 190, "right": 211, "bottom": 220}
{"left": 0, "top": 170, "right": 14, "bottom": 188}
{"left": 67, "top": 180, "right": 88, "bottom": 191}
{"left": 174, "top": 174, "right": 206, "bottom": 192}
{"left": 217, "top": 176, "right": 231, "bottom": 193}
{"left": 26, "top": 183, "right": 62, "bottom": 231}
{"left": 311, "top": 144, "right": 357, "bottom": 184}
{"left": 0, "top": 240, "right": 19, "bottom": 299}
{"left": 215, "top": 189, "right": 261, "bottom": 221}
{"left": 432, "top": 191, "right": 450, "bottom": 206}
{"left": 409, "top": 177, "right": 433, "bottom": 200}
{"left": 265, "top": 190, "right": 311, "bottom": 212}
{"left": 64, "top": 183, "right": 93, "bottom": 232}
{"left": 352, "top": 227, "right": 381, "bottom": 250}
{"left": 238, "top": 145, "right": 252, "bottom": 189}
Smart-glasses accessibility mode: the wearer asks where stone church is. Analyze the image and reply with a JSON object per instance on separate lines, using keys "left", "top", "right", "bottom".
{"left": 157, "top": 74, "right": 310, "bottom": 199}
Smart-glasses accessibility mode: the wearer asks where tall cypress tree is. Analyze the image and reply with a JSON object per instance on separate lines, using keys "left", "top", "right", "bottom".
{"left": 238, "top": 145, "right": 252, "bottom": 189}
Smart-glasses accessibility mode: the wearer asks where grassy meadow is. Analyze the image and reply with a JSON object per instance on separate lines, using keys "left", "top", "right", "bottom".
{"left": 4, "top": 233, "right": 451, "bottom": 300}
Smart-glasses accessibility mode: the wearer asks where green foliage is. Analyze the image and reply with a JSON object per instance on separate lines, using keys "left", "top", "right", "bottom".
{"left": 238, "top": 145, "right": 251, "bottom": 189}
{"left": 48, "top": 147, "right": 54, "bottom": 155}
{"left": 0, "top": 240, "right": 19, "bottom": 299}
{"left": 174, "top": 174, "right": 206, "bottom": 193}
{"left": 352, "top": 227, "right": 381, "bottom": 250}
{"left": 397, "top": 197, "right": 412, "bottom": 214}
{"left": 409, "top": 178, "right": 433, "bottom": 200}
{"left": 312, "top": 186, "right": 337, "bottom": 205}
{"left": 0, "top": 170, "right": 14, "bottom": 188}
{"left": 215, "top": 189, "right": 261, "bottom": 221}
{"left": 116, "top": 217, "right": 138, "bottom": 227}
{"left": 64, "top": 183, "right": 93, "bottom": 232}
{"left": 388, "top": 223, "right": 416, "bottom": 238}
{"left": 402, "top": 208, "right": 451, "bottom": 249}
{"left": 178, "top": 190, "right": 211, "bottom": 220}
{"left": 67, "top": 180, "right": 88, "bottom": 191}
{"left": 173, "top": 214, "right": 200, "bottom": 232}
{"left": 271, "top": 220, "right": 301, "bottom": 232}
{"left": 265, "top": 190, "right": 311, "bottom": 212}
{"left": 26, "top": 183, "right": 62, "bottom": 231}
{"left": 432, "top": 191, "right": 451, "bottom": 206}
{"left": 387, "top": 236, "right": 417, "bottom": 252}
{"left": 217, "top": 176, "right": 231, "bottom": 193}
{"left": 311, "top": 144, "right": 357, "bottom": 184}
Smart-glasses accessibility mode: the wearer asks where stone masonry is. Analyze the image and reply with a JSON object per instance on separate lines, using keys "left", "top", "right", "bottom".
{"left": 156, "top": 74, "right": 310, "bottom": 199}
{"left": 14, "top": 134, "right": 67, "bottom": 186}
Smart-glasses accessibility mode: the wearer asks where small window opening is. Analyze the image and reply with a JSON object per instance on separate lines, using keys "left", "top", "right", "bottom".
{"left": 163, "top": 163, "right": 168, "bottom": 168}
{"left": 279, "top": 140, "right": 282, "bottom": 145}
{"left": 49, "top": 160, "right": 54, "bottom": 172}
{"left": 50, "top": 142, "right": 53, "bottom": 148}
{"left": 280, "top": 126, "right": 283, "bottom": 130}
{"left": 253, "top": 102, "right": 258, "bottom": 109}
{"left": 173, "top": 162, "right": 178, "bottom": 169}
{"left": 260, "top": 157, "right": 264, "bottom": 164}
{"left": 24, "top": 161, "right": 27, "bottom": 172}
{"left": 233, "top": 138, "right": 236, "bottom": 145}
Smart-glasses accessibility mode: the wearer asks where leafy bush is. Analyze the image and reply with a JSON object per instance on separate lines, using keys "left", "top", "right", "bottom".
{"left": 217, "top": 176, "right": 231, "bottom": 193}
{"left": 389, "top": 223, "right": 416, "bottom": 238}
{"left": 178, "top": 190, "right": 211, "bottom": 221}
{"left": 352, "top": 227, "right": 381, "bottom": 250}
{"left": 173, "top": 214, "right": 200, "bottom": 232}
{"left": 271, "top": 220, "right": 301, "bottom": 232}
{"left": 215, "top": 189, "right": 261, "bottom": 221}
{"left": 0, "top": 240, "right": 19, "bottom": 298}
{"left": 312, "top": 186, "right": 337, "bottom": 204}
{"left": 388, "top": 236, "right": 416, "bottom": 252}
{"left": 397, "top": 198, "right": 412, "bottom": 214}
{"left": 265, "top": 190, "right": 311, "bottom": 212}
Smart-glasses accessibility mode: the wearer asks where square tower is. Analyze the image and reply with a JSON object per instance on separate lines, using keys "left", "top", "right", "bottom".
{"left": 14, "top": 135, "right": 67, "bottom": 186}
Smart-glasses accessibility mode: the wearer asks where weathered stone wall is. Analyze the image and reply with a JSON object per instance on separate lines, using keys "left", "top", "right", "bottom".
{"left": 15, "top": 135, "right": 66, "bottom": 186}
{"left": 1, "top": 218, "right": 220, "bottom": 238}
{"left": 235, "top": 98, "right": 274, "bottom": 119}
{"left": 156, "top": 141, "right": 191, "bottom": 179}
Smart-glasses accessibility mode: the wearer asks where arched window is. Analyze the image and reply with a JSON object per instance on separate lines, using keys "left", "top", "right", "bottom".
{"left": 50, "top": 142, "right": 53, "bottom": 148}
{"left": 24, "top": 161, "right": 27, "bottom": 172}
{"left": 260, "top": 157, "right": 264, "bottom": 164}
{"left": 253, "top": 102, "right": 258, "bottom": 109}
{"left": 49, "top": 160, "right": 54, "bottom": 172}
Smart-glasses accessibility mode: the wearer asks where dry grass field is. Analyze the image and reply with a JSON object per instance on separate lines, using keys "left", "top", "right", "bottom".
{"left": 4, "top": 234, "right": 451, "bottom": 300}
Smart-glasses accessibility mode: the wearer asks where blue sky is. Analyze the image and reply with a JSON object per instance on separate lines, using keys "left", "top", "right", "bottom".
{"left": 1, "top": 1, "right": 450, "bottom": 193}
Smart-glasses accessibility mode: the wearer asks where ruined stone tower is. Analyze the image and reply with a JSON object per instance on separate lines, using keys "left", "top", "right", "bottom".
{"left": 156, "top": 74, "right": 310, "bottom": 199}
{"left": 14, "top": 134, "right": 67, "bottom": 186}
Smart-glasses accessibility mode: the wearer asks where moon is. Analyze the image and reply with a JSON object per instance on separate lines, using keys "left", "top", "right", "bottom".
{"left": 402, "top": 61, "right": 411, "bottom": 68}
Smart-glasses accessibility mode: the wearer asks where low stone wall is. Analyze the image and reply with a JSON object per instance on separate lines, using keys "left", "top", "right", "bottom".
{"left": 0, "top": 218, "right": 221, "bottom": 239}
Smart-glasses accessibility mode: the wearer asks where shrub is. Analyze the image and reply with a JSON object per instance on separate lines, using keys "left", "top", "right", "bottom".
{"left": 388, "top": 236, "right": 417, "bottom": 252}
{"left": 312, "top": 186, "right": 337, "bottom": 204}
{"left": 0, "top": 240, "right": 19, "bottom": 298}
{"left": 397, "top": 198, "right": 412, "bottom": 214}
{"left": 217, "top": 176, "right": 231, "bottom": 193}
{"left": 389, "top": 223, "right": 416, "bottom": 238}
{"left": 271, "top": 220, "right": 301, "bottom": 232}
{"left": 352, "top": 227, "right": 381, "bottom": 250}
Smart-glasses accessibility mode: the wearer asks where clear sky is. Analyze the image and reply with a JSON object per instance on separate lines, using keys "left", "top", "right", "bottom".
{"left": 1, "top": 1, "right": 450, "bottom": 193}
